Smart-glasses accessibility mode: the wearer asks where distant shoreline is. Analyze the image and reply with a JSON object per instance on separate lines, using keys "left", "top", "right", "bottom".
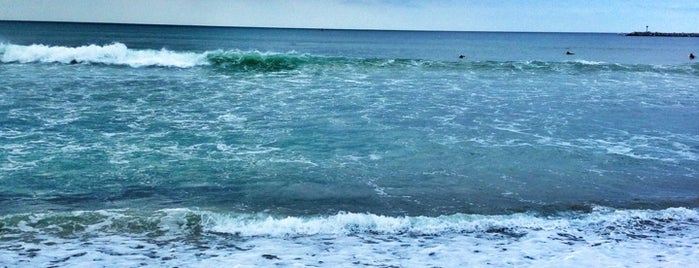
{"left": 626, "top": 31, "right": 699, "bottom": 37}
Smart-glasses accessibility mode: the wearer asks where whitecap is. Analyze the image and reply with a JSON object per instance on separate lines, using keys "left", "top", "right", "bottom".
{"left": 0, "top": 42, "right": 207, "bottom": 68}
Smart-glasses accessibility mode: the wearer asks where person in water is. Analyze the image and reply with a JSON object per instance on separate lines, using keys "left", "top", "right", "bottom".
{"left": 458, "top": 55, "right": 465, "bottom": 59}
{"left": 691, "top": 53, "right": 696, "bottom": 60}
{"left": 566, "top": 51, "right": 574, "bottom": 55}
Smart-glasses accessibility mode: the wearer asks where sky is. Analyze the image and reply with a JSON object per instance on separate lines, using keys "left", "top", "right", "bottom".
{"left": 0, "top": 0, "right": 697, "bottom": 33}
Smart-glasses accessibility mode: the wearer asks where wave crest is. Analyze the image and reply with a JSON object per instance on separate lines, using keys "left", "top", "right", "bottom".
{"left": 1, "top": 207, "right": 696, "bottom": 238}
{"left": 206, "top": 50, "right": 317, "bottom": 71}
{"left": 0, "top": 42, "right": 205, "bottom": 67}
{"left": 1, "top": 43, "right": 697, "bottom": 75}
{"left": 0, "top": 43, "right": 323, "bottom": 71}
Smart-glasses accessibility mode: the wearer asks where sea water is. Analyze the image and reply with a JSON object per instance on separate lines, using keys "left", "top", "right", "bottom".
{"left": 1, "top": 21, "right": 698, "bottom": 267}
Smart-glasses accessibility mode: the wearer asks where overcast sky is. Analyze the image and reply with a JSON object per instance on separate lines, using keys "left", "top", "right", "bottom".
{"left": 1, "top": 0, "right": 697, "bottom": 32}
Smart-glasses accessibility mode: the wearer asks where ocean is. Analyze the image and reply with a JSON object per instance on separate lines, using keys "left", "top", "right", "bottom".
{"left": 1, "top": 21, "right": 698, "bottom": 267}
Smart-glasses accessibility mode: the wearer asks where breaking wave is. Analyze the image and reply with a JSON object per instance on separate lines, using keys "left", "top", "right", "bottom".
{"left": 3, "top": 207, "right": 698, "bottom": 267}
{"left": 1, "top": 42, "right": 697, "bottom": 75}
{"left": 0, "top": 42, "right": 205, "bottom": 68}
{"left": 1, "top": 206, "right": 697, "bottom": 238}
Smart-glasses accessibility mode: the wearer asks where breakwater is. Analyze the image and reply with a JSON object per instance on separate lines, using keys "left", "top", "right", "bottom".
{"left": 627, "top": 31, "right": 699, "bottom": 37}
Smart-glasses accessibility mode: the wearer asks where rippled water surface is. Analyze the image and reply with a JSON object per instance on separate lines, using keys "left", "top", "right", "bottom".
{"left": 1, "top": 21, "right": 698, "bottom": 267}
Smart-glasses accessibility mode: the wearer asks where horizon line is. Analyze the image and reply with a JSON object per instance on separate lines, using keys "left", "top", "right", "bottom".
{"left": 0, "top": 19, "right": 620, "bottom": 34}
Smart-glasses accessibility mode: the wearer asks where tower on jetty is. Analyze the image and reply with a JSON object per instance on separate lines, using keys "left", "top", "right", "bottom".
{"left": 627, "top": 26, "right": 699, "bottom": 37}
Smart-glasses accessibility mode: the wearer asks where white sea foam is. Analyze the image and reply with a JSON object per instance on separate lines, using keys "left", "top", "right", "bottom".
{"left": 0, "top": 43, "right": 206, "bottom": 67}
{"left": 1, "top": 207, "right": 698, "bottom": 267}
{"left": 577, "top": 136, "right": 698, "bottom": 162}
{"left": 571, "top": 59, "right": 607, "bottom": 65}
{"left": 217, "top": 113, "right": 247, "bottom": 123}
{"left": 202, "top": 207, "right": 698, "bottom": 237}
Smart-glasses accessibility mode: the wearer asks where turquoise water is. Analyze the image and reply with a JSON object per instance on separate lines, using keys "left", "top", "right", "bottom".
{"left": 1, "top": 21, "right": 698, "bottom": 267}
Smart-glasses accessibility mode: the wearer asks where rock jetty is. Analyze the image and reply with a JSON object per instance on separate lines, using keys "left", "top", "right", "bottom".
{"left": 626, "top": 31, "right": 699, "bottom": 37}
